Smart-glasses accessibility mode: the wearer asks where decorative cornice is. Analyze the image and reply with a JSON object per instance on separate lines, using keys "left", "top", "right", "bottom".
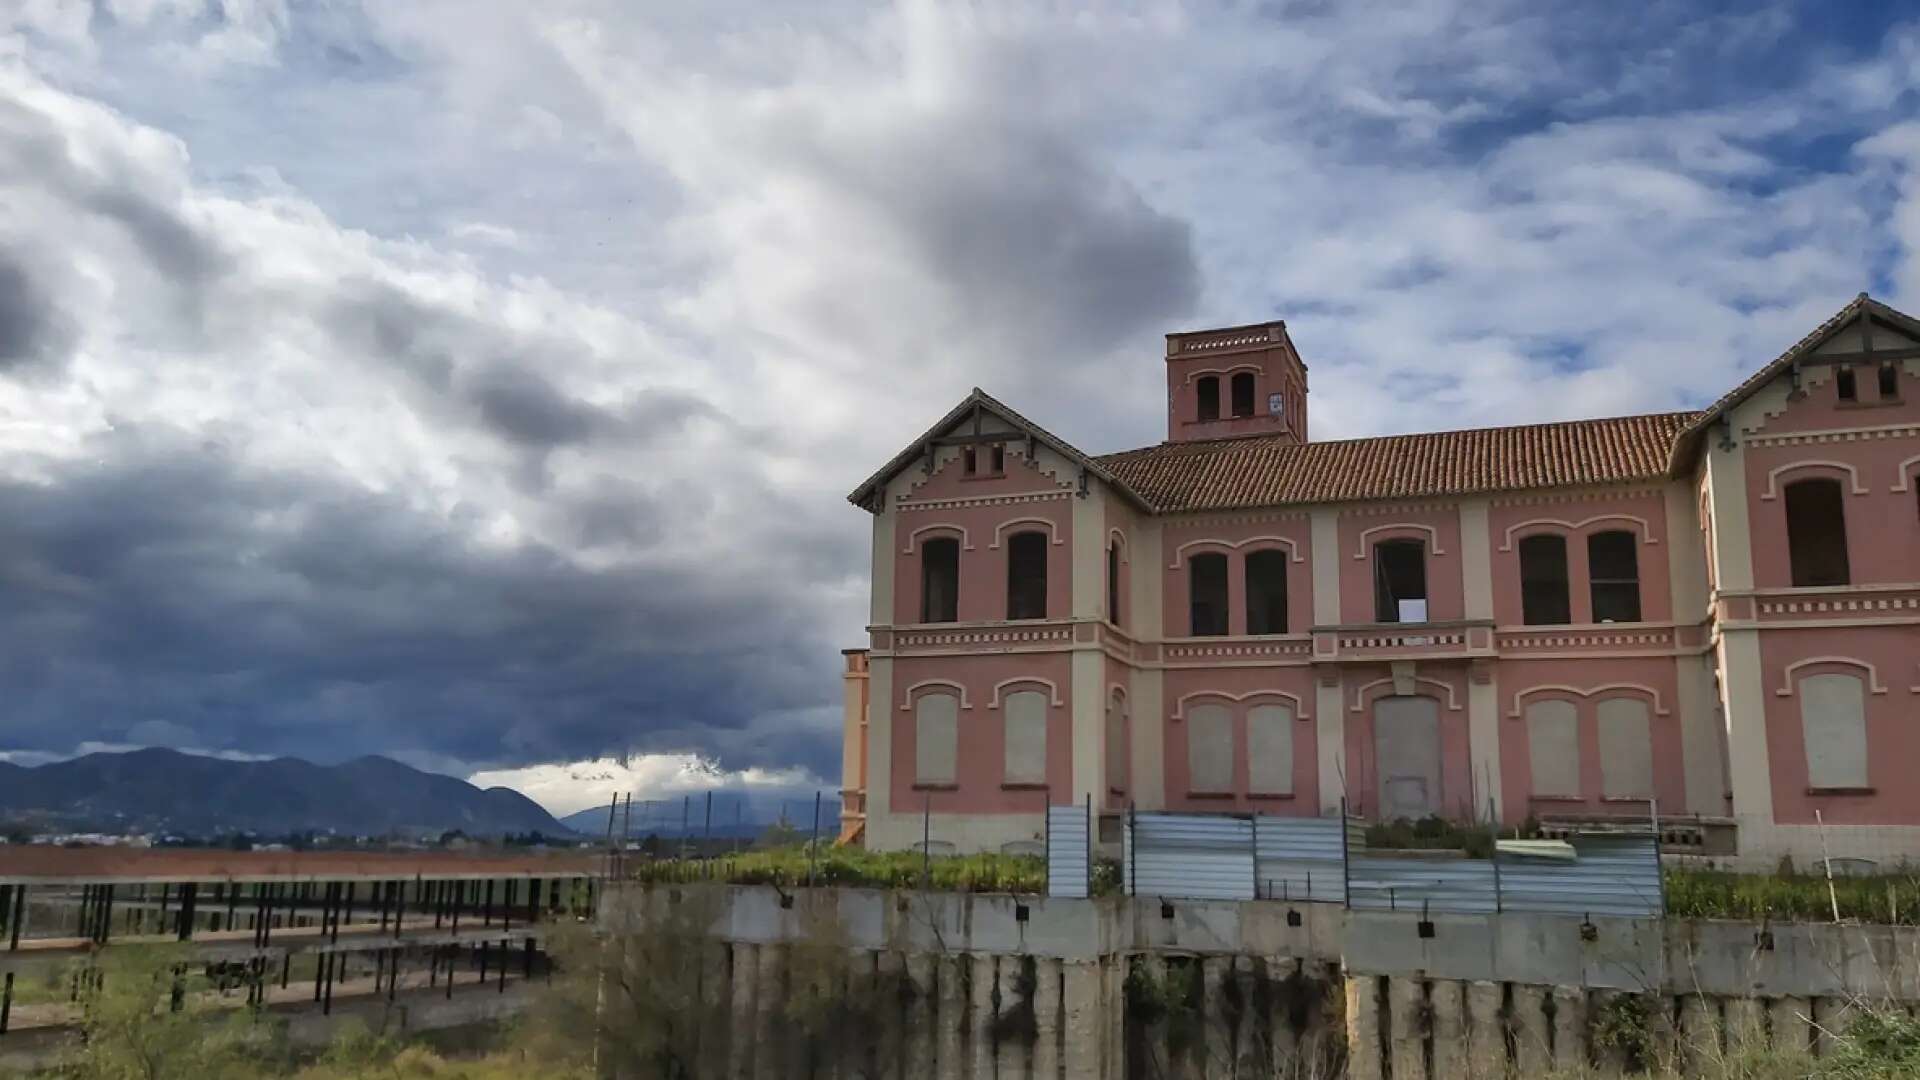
{"left": 1745, "top": 422, "right": 1920, "bottom": 449}
{"left": 898, "top": 489, "right": 1074, "bottom": 512}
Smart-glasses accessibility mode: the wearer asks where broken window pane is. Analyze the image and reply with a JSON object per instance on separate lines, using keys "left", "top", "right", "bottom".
{"left": 1005, "top": 531, "right": 1049, "bottom": 619}
{"left": 1373, "top": 539, "right": 1426, "bottom": 623}
{"left": 1196, "top": 376, "right": 1220, "bottom": 422}
{"left": 1189, "top": 552, "right": 1229, "bottom": 636}
{"left": 1230, "top": 372, "right": 1255, "bottom": 418}
{"left": 1518, "top": 534, "right": 1571, "bottom": 625}
{"left": 1784, "top": 479, "right": 1850, "bottom": 586}
{"left": 920, "top": 537, "right": 959, "bottom": 623}
{"left": 1587, "top": 531, "right": 1641, "bottom": 622}
{"left": 1245, "top": 549, "right": 1288, "bottom": 634}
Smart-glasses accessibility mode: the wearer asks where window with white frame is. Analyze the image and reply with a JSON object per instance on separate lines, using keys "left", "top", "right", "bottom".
{"left": 914, "top": 692, "right": 959, "bottom": 786}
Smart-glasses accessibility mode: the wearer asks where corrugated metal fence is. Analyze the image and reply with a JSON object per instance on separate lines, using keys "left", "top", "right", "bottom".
{"left": 1122, "top": 810, "right": 1665, "bottom": 919}
{"left": 1045, "top": 803, "right": 1091, "bottom": 898}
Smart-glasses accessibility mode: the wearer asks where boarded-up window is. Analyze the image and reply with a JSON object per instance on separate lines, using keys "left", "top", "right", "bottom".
{"left": 1002, "top": 690, "right": 1048, "bottom": 785}
{"left": 1247, "top": 704, "right": 1294, "bottom": 795}
{"left": 1588, "top": 531, "right": 1642, "bottom": 622}
{"left": 1106, "top": 692, "right": 1128, "bottom": 795}
{"left": 1189, "top": 552, "right": 1229, "bottom": 636}
{"left": 1187, "top": 703, "right": 1233, "bottom": 794}
{"left": 1245, "top": 549, "right": 1289, "bottom": 634}
{"left": 1006, "top": 531, "right": 1049, "bottom": 619}
{"left": 1800, "top": 673, "right": 1869, "bottom": 790}
{"left": 1526, "top": 699, "right": 1580, "bottom": 798}
{"left": 914, "top": 692, "right": 959, "bottom": 786}
{"left": 1785, "top": 479, "right": 1850, "bottom": 587}
{"left": 1597, "top": 698, "right": 1654, "bottom": 799}
{"left": 920, "top": 537, "right": 959, "bottom": 623}
{"left": 1518, "top": 534, "right": 1571, "bottom": 625}
{"left": 1374, "top": 696, "right": 1441, "bottom": 819}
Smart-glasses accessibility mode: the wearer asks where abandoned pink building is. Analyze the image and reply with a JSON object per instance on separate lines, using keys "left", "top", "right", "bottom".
{"left": 840, "top": 294, "right": 1920, "bottom": 868}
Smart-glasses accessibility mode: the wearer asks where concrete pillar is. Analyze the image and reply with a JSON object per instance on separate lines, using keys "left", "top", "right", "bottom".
{"left": 752, "top": 944, "right": 786, "bottom": 1080}
{"left": 876, "top": 950, "right": 906, "bottom": 1080}
{"left": 1264, "top": 957, "right": 1298, "bottom": 1074}
{"left": 847, "top": 949, "right": 878, "bottom": 1080}
{"left": 971, "top": 953, "right": 998, "bottom": 1079}
{"left": 1200, "top": 957, "right": 1233, "bottom": 1079}
{"left": 1678, "top": 994, "right": 1721, "bottom": 1072}
{"left": 1551, "top": 987, "right": 1587, "bottom": 1073}
{"left": 1387, "top": 976, "right": 1426, "bottom": 1080}
{"left": 1725, "top": 996, "right": 1767, "bottom": 1055}
{"left": 1812, "top": 996, "right": 1854, "bottom": 1059}
{"left": 997, "top": 956, "right": 1031, "bottom": 1080}
{"left": 1344, "top": 975, "right": 1384, "bottom": 1080}
{"left": 937, "top": 952, "right": 967, "bottom": 1080}
{"left": 1428, "top": 978, "right": 1466, "bottom": 1080}
{"left": 1510, "top": 985, "right": 1552, "bottom": 1079}
{"left": 1059, "top": 953, "right": 1105, "bottom": 1068}
{"left": 1587, "top": 990, "right": 1630, "bottom": 1076}
{"left": 1465, "top": 980, "right": 1505, "bottom": 1080}
{"left": 728, "top": 943, "right": 758, "bottom": 1080}
{"left": 1033, "top": 956, "right": 1062, "bottom": 1080}
{"left": 1229, "top": 956, "right": 1259, "bottom": 1078}
{"left": 699, "top": 941, "right": 730, "bottom": 1080}
{"left": 1770, "top": 995, "right": 1812, "bottom": 1057}
{"left": 1141, "top": 955, "right": 1171, "bottom": 1080}
{"left": 905, "top": 952, "right": 936, "bottom": 1080}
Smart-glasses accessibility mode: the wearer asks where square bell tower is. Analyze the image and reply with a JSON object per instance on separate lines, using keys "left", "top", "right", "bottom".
{"left": 1164, "top": 321, "right": 1309, "bottom": 444}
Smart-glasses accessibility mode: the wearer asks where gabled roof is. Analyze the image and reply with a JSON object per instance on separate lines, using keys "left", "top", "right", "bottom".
{"left": 1668, "top": 293, "right": 1920, "bottom": 471}
{"left": 846, "top": 388, "right": 1150, "bottom": 512}
{"left": 1097, "top": 412, "right": 1699, "bottom": 512}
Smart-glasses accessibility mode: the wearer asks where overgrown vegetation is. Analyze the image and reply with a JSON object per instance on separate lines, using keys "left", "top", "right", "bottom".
{"left": 1362, "top": 814, "right": 1497, "bottom": 859}
{"left": 626, "top": 843, "right": 1128, "bottom": 895}
{"left": 1665, "top": 866, "right": 1920, "bottom": 924}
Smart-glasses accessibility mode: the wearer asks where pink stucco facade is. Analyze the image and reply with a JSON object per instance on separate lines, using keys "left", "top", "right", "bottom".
{"left": 841, "top": 297, "right": 1920, "bottom": 867}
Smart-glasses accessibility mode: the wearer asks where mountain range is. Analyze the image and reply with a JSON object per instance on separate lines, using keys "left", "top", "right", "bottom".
{"left": 0, "top": 748, "right": 569, "bottom": 838}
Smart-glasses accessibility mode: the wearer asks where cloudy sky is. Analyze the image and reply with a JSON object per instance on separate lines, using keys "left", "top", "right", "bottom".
{"left": 1, "top": 1, "right": 1917, "bottom": 816}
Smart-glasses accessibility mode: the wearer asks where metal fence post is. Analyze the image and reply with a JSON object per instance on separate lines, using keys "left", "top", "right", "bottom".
{"left": 1085, "top": 793, "right": 1094, "bottom": 898}
{"left": 921, "top": 795, "right": 932, "bottom": 891}
{"left": 1043, "top": 786, "right": 1052, "bottom": 896}
{"left": 1489, "top": 797, "right": 1504, "bottom": 914}
{"left": 1650, "top": 797, "right": 1667, "bottom": 916}
{"left": 1339, "top": 797, "right": 1352, "bottom": 909}
{"left": 1127, "top": 803, "right": 1137, "bottom": 897}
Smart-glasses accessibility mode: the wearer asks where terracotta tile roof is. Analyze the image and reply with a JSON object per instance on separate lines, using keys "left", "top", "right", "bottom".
{"left": 1096, "top": 411, "right": 1702, "bottom": 512}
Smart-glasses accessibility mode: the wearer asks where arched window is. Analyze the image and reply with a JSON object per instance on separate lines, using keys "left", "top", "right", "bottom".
{"left": 1525, "top": 699, "right": 1580, "bottom": 798}
{"left": 1245, "top": 549, "right": 1289, "bottom": 634}
{"left": 914, "top": 692, "right": 959, "bottom": 786}
{"left": 1186, "top": 703, "right": 1233, "bottom": 793}
{"left": 1002, "top": 690, "right": 1048, "bottom": 785}
{"left": 1196, "top": 376, "right": 1220, "bottom": 422}
{"left": 1230, "top": 372, "right": 1256, "bottom": 418}
{"left": 920, "top": 537, "right": 959, "bottom": 623}
{"left": 1800, "top": 673, "right": 1868, "bottom": 790}
{"left": 1518, "top": 534, "right": 1571, "bottom": 626}
{"left": 1189, "top": 552, "right": 1229, "bottom": 636}
{"left": 1373, "top": 539, "right": 1427, "bottom": 623}
{"left": 1597, "top": 698, "right": 1653, "bottom": 799}
{"left": 1588, "top": 531, "right": 1641, "bottom": 622}
{"left": 1005, "top": 531, "right": 1049, "bottom": 619}
{"left": 1107, "top": 540, "right": 1123, "bottom": 628}
{"left": 1785, "top": 479, "right": 1850, "bottom": 586}
{"left": 1247, "top": 703, "right": 1294, "bottom": 796}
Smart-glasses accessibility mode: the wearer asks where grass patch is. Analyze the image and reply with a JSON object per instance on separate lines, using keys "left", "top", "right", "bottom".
{"left": 1664, "top": 866, "right": 1920, "bottom": 924}
{"left": 627, "top": 844, "right": 1055, "bottom": 894}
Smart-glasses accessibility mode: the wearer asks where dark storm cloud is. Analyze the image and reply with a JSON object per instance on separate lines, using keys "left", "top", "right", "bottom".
{"left": 0, "top": 429, "right": 847, "bottom": 780}
{"left": 468, "top": 362, "right": 600, "bottom": 446}
{"left": 0, "top": 254, "right": 73, "bottom": 371}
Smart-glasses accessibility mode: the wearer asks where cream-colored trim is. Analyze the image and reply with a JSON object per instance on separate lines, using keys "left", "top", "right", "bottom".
{"left": 1497, "top": 514, "right": 1660, "bottom": 551}
{"left": 1665, "top": 481, "right": 1708, "bottom": 627}
{"left": 988, "top": 677, "right": 1065, "bottom": 708}
{"left": 1131, "top": 666, "right": 1166, "bottom": 809}
{"left": 1070, "top": 486, "right": 1104, "bottom": 622}
{"left": 1468, "top": 674, "right": 1501, "bottom": 820}
{"left": 1316, "top": 678, "right": 1346, "bottom": 815}
{"left": 1892, "top": 454, "right": 1920, "bottom": 492}
{"left": 1107, "top": 527, "right": 1128, "bottom": 550}
{"left": 899, "top": 490, "right": 1072, "bottom": 512}
{"left": 871, "top": 510, "right": 897, "bottom": 627}
{"left": 899, "top": 679, "right": 974, "bottom": 711}
{"left": 1773, "top": 657, "right": 1890, "bottom": 696}
{"left": 1348, "top": 677, "right": 1461, "bottom": 712}
{"left": 866, "top": 657, "right": 894, "bottom": 822}
{"left": 1310, "top": 509, "right": 1341, "bottom": 625}
{"left": 989, "top": 517, "right": 1065, "bottom": 548}
{"left": 1180, "top": 363, "right": 1262, "bottom": 385}
{"left": 1166, "top": 535, "right": 1306, "bottom": 567}
{"left": 1704, "top": 440, "right": 1753, "bottom": 592}
{"left": 1070, "top": 649, "right": 1103, "bottom": 805}
{"left": 1353, "top": 523, "right": 1445, "bottom": 558}
{"left": 1719, "top": 628, "right": 1774, "bottom": 827}
{"left": 1169, "top": 688, "right": 1310, "bottom": 721}
{"left": 1675, "top": 654, "right": 1726, "bottom": 816}
{"left": 1759, "top": 459, "right": 1869, "bottom": 499}
{"left": 1459, "top": 500, "right": 1492, "bottom": 622}
{"left": 901, "top": 523, "right": 973, "bottom": 553}
{"left": 1505, "top": 683, "right": 1670, "bottom": 718}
